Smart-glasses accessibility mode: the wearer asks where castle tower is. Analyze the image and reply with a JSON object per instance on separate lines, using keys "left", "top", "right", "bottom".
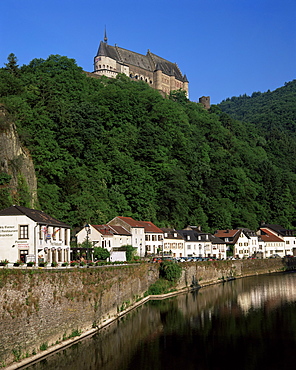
{"left": 199, "top": 96, "right": 210, "bottom": 110}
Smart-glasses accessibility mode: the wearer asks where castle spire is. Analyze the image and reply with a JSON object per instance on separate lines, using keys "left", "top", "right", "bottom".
{"left": 104, "top": 26, "right": 108, "bottom": 43}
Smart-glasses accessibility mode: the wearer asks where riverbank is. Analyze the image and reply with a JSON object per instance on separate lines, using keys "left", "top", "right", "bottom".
{"left": 1, "top": 258, "right": 295, "bottom": 369}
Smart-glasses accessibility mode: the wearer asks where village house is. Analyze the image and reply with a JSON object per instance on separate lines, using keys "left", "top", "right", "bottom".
{"left": 258, "top": 224, "right": 296, "bottom": 256}
{"left": 161, "top": 228, "right": 185, "bottom": 257}
{"left": 0, "top": 205, "right": 70, "bottom": 265}
{"left": 176, "top": 229, "right": 201, "bottom": 257}
{"left": 107, "top": 216, "right": 163, "bottom": 257}
{"left": 214, "top": 228, "right": 260, "bottom": 259}
{"left": 75, "top": 224, "right": 131, "bottom": 262}
{"left": 257, "top": 228, "right": 285, "bottom": 258}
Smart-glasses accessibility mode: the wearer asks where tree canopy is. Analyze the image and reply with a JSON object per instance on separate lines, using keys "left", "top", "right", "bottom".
{"left": 1, "top": 54, "right": 296, "bottom": 231}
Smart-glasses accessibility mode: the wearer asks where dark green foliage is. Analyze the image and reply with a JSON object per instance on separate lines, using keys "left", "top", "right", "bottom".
{"left": 93, "top": 247, "right": 110, "bottom": 261}
{"left": 0, "top": 54, "right": 296, "bottom": 230}
{"left": 219, "top": 80, "right": 296, "bottom": 228}
{"left": 0, "top": 172, "right": 11, "bottom": 185}
{"left": 147, "top": 278, "right": 173, "bottom": 295}
{"left": 125, "top": 245, "right": 137, "bottom": 262}
{"left": 159, "top": 261, "right": 182, "bottom": 282}
{"left": 0, "top": 172, "right": 12, "bottom": 209}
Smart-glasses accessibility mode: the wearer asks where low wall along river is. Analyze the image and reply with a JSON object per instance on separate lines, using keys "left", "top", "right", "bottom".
{"left": 1, "top": 258, "right": 295, "bottom": 368}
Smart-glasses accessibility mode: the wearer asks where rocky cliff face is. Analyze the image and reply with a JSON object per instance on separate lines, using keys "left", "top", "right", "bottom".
{"left": 0, "top": 104, "right": 38, "bottom": 207}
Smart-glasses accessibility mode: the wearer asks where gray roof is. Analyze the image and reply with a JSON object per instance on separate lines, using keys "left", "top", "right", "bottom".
{"left": 96, "top": 42, "right": 187, "bottom": 81}
{"left": 177, "top": 230, "right": 226, "bottom": 244}
{"left": 261, "top": 224, "right": 295, "bottom": 236}
{"left": 0, "top": 205, "right": 71, "bottom": 228}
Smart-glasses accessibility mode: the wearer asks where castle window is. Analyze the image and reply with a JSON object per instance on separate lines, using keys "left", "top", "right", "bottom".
{"left": 99, "top": 65, "right": 101, "bottom": 68}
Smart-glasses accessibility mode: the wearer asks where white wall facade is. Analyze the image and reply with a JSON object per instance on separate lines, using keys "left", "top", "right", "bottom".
{"left": 0, "top": 215, "right": 70, "bottom": 264}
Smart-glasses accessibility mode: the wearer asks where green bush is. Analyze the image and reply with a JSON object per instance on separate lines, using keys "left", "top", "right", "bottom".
{"left": 147, "top": 278, "right": 172, "bottom": 295}
{"left": 125, "top": 245, "right": 137, "bottom": 261}
{"left": 159, "top": 261, "right": 182, "bottom": 282}
{"left": 93, "top": 247, "right": 110, "bottom": 261}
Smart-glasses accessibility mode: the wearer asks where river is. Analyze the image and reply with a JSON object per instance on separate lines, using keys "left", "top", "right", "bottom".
{"left": 25, "top": 272, "right": 296, "bottom": 370}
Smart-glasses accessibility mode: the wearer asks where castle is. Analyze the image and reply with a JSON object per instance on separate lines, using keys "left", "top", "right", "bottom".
{"left": 93, "top": 32, "right": 189, "bottom": 97}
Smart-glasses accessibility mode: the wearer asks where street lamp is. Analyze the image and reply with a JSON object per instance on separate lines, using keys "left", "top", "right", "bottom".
{"left": 85, "top": 224, "right": 91, "bottom": 261}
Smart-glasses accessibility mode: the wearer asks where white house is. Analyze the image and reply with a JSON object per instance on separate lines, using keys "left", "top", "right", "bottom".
{"left": 259, "top": 224, "right": 296, "bottom": 256}
{"left": 75, "top": 224, "right": 131, "bottom": 261}
{"left": 108, "top": 216, "right": 163, "bottom": 257}
{"left": 0, "top": 205, "right": 71, "bottom": 265}
{"left": 258, "top": 228, "right": 286, "bottom": 258}
{"left": 108, "top": 217, "right": 145, "bottom": 256}
{"left": 177, "top": 230, "right": 205, "bottom": 258}
{"left": 141, "top": 221, "right": 163, "bottom": 256}
{"left": 214, "top": 228, "right": 260, "bottom": 259}
{"left": 161, "top": 228, "right": 185, "bottom": 257}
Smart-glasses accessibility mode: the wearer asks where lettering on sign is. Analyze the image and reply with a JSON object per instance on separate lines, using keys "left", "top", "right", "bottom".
{"left": 0, "top": 226, "right": 18, "bottom": 237}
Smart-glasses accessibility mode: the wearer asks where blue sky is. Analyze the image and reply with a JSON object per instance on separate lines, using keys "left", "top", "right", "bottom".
{"left": 1, "top": 0, "right": 295, "bottom": 104}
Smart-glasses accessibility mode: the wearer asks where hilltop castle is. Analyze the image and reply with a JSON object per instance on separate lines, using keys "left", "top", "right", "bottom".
{"left": 93, "top": 32, "right": 189, "bottom": 97}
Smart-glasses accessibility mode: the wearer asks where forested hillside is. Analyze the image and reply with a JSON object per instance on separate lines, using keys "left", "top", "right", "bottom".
{"left": 1, "top": 54, "right": 296, "bottom": 231}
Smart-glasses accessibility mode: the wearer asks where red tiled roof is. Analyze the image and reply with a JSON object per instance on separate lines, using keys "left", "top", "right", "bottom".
{"left": 214, "top": 230, "right": 239, "bottom": 238}
{"left": 117, "top": 217, "right": 144, "bottom": 228}
{"left": 92, "top": 225, "right": 113, "bottom": 235}
{"left": 260, "top": 228, "right": 284, "bottom": 242}
{"left": 140, "top": 221, "right": 163, "bottom": 234}
{"left": 116, "top": 217, "right": 163, "bottom": 233}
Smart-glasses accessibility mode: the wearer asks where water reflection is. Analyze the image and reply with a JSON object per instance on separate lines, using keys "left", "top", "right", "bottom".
{"left": 26, "top": 272, "right": 296, "bottom": 370}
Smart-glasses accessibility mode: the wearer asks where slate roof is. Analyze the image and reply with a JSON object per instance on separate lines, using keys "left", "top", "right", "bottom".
{"left": 96, "top": 41, "right": 187, "bottom": 81}
{"left": 176, "top": 230, "right": 225, "bottom": 243}
{"left": 0, "top": 205, "right": 70, "bottom": 228}
{"left": 148, "top": 51, "right": 184, "bottom": 80}
{"left": 161, "top": 228, "right": 184, "bottom": 240}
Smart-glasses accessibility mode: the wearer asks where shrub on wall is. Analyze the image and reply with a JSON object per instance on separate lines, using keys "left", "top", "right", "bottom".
{"left": 159, "top": 261, "right": 182, "bottom": 282}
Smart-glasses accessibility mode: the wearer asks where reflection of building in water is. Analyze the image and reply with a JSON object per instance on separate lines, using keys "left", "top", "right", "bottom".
{"left": 237, "top": 275, "right": 296, "bottom": 313}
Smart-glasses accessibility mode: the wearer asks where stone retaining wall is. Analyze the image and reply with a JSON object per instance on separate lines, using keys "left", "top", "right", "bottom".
{"left": 1, "top": 258, "right": 295, "bottom": 368}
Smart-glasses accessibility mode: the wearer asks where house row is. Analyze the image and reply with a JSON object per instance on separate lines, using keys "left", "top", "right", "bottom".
{"left": 76, "top": 219, "right": 296, "bottom": 261}
{"left": 0, "top": 205, "right": 295, "bottom": 264}
{"left": 215, "top": 225, "right": 296, "bottom": 259}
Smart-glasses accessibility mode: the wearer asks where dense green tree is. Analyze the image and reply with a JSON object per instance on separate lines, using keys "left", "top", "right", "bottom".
{"left": 1, "top": 54, "right": 296, "bottom": 231}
